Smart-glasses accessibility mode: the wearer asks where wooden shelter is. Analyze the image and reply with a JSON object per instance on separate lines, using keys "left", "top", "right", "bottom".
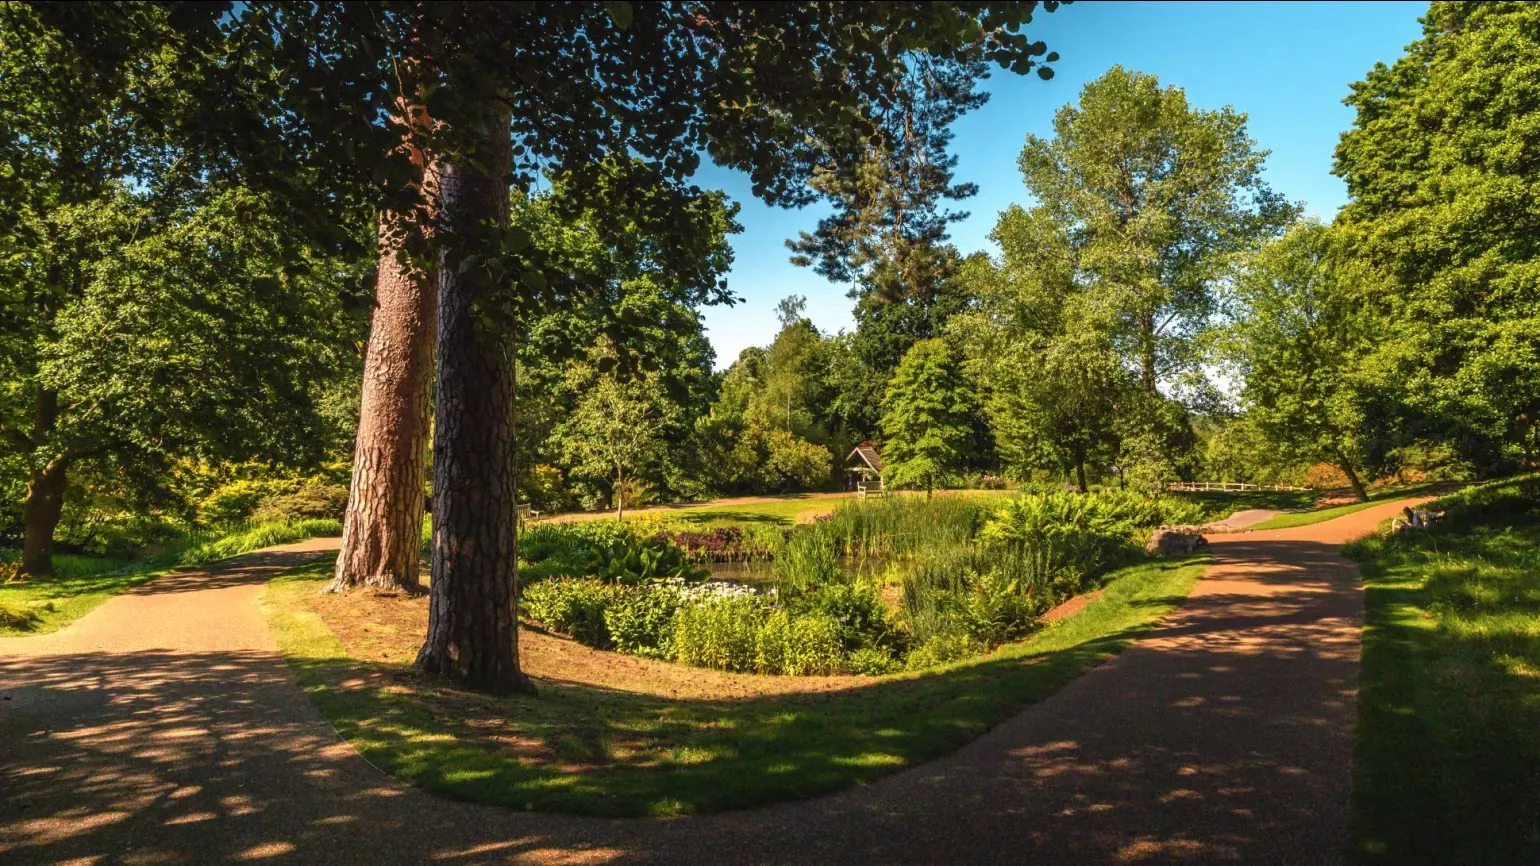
{"left": 845, "top": 442, "right": 886, "bottom": 498}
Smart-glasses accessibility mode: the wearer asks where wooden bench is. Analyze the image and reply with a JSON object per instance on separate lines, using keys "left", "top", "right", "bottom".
{"left": 515, "top": 504, "right": 543, "bottom": 523}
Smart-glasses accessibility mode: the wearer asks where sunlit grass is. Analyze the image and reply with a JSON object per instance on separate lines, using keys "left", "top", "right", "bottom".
{"left": 0, "top": 567, "right": 167, "bottom": 635}
{"left": 1347, "top": 474, "right": 1540, "bottom": 863}
{"left": 1249, "top": 482, "right": 1444, "bottom": 530}
{"left": 262, "top": 552, "right": 1206, "bottom": 816}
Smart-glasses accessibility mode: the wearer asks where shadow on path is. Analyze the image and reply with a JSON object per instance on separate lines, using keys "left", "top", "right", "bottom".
{"left": 0, "top": 500, "right": 1423, "bottom": 864}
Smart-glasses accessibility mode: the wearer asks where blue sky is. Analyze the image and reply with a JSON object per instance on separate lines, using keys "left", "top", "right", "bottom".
{"left": 691, "top": 0, "right": 1428, "bottom": 368}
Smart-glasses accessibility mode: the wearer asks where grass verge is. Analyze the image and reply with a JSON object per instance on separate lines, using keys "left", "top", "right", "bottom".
{"left": 1174, "top": 488, "right": 1319, "bottom": 516}
{"left": 1249, "top": 483, "right": 1444, "bottom": 530}
{"left": 178, "top": 518, "right": 341, "bottom": 566}
{"left": 262, "top": 552, "right": 1207, "bottom": 817}
{"left": 0, "top": 566, "right": 168, "bottom": 634}
{"left": 0, "top": 517, "right": 342, "bottom": 635}
{"left": 1347, "top": 474, "right": 1540, "bottom": 863}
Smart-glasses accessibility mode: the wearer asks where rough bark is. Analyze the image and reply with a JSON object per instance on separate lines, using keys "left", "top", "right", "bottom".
{"left": 1138, "top": 310, "right": 1158, "bottom": 394}
{"left": 414, "top": 101, "right": 535, "bottom": 694}
{"left": 1075, "top": 458, "right": 1088, "bottom": 494}
{"left": 20, "top": 458, "right": 68, "bottom": 579}
{"left": 329, "top": 101, "right": 439, "bottom": 595}
{"left": 18, "top": 388, "right": 65, "bottom": 579}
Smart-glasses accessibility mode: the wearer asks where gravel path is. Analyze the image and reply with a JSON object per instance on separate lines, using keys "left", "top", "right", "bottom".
{"left": 0, "top": 499, "right": 1427, "bottom": 864}
{"left": 1204, "top": 508, "right": 1283, "bottom": 532}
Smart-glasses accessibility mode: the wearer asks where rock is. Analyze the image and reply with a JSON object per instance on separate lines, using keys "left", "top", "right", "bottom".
{"left": 1147, "top": 528, "right": 1209, "bottom": 556}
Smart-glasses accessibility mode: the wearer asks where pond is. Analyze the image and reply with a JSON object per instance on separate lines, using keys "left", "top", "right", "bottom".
{"left": 704, "top": 561, "right": 775, "bottom": 588}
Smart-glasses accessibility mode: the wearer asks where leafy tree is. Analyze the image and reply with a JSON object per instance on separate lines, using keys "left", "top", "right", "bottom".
{"left": 511, "top": 167, "right": 738, "bottom": 508}
{"left": 119, "top": 1, "right": 1066, "bottom": 693}
{"left": 1333, "top": 1, "right": 1540, "bottom": 473}
{"left": 750, "top": 306, "right": 831, "bottom": 443}
{"left": 1222, "top": 220, "right": 1374, "bottom": 501}
{"left": 955, "top": 203, "right": 1127, "bottom": 491}
{"left": 1018, "top": 65, "right": 1296, "bottom": 395}
{"left": 881, "top": 339, "right": 973, "bottom": 496}
{"left": 992, "top": 333, "right": 1127, "bottom": 493}
{"left": 0, "top": 184, "right": 359, "bottom": 575}
{"left": 696, "top": 308, "right": 837, "bottom": 495}
{"left": 558, "top": 370, "right": 675, "bottom": 520}
{"left": 0, "top": 3, "right": 360, "bottom": 576}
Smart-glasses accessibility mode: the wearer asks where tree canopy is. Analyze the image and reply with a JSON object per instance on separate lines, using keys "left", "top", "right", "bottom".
{"left": 1333, "top": 0, "right": 1540, "bottom": 473}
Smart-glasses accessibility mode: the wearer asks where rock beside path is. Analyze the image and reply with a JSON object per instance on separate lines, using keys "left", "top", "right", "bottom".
{"left": 1146, "top": 528, "right": 1209, "bottom": 556}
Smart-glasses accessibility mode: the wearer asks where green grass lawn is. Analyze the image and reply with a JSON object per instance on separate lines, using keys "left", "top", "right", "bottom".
{"left": 1346, "top": 474, "right": 1540, "bottom": 864}
{"left": 663, "top": 496, "right": 833, "bottom": 527}
{"left": 1247, "top": 482, "right": 1444, "bottom": 530}
{"left": 620, "top": 489, "right": 1017, "bottom": 529}
{"left": 1173, "top": 488, "right": 1319, "bottom": 516}
{"left": 263, "top": 552, "right": 1208, "bottom": 817}
{"left": 0, "top": 562, "right": 169, "bottom": 634}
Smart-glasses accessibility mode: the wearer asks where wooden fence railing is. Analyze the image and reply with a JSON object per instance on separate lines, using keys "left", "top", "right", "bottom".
{"left": 1166, "top": 481, "right": 1309, "bottom": 493}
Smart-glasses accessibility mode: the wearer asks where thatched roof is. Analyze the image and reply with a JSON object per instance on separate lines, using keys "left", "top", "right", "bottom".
{"left": 846, "top": 442, "right": 884, "bottom": 475}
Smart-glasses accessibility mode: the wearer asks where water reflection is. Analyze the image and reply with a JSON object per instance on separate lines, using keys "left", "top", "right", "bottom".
{"left": 704, "top": 561, "right": 775, "bottom": 588}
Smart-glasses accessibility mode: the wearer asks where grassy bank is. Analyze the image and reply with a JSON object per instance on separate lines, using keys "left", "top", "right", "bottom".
{"left": 262, "top": 553, "right": 1206, "bottom": 817}
{"left": 1247, "top": 482, "right": 1443, "bottom": 530}
{"left": 0, "top": 517, "right": 341, "bottom": 635}
{"left": 1347, "top": 475, "right": 1540, "bottom": 863}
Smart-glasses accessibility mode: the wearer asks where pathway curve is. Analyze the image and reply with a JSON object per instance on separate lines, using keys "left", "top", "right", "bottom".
{"left": 0, "top": 499, "right": 1426, "bottom": 864}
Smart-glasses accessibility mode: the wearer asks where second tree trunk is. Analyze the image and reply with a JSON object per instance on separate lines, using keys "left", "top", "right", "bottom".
{"left": 414, "top": 101, "right": 535, "bottom": 694}
{"left": 330, "top": 97, "right": 439, "bottom": 595}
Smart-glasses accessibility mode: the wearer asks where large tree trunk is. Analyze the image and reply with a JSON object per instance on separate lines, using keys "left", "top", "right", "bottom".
{"left": 20, "top": 458, "right": 68, "bottom": 579}
{"left": 329, "top": 100, "right": 439, "bottom": 595}
{"left": 414, "top": 101, "right": 535, "bottom": 694}
{"left": 17, "top": 388, "right": 65, "bottom": 579}
{"left": 1340, "top": 459, "right": 1369, "bottom": 503}
{"left": 1075, "top": 458, "right": 1088, "bottom": 494}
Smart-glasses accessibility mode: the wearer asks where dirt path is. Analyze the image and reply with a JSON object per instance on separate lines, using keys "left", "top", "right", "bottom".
{"left": 0, "top": 499, "right": 1426, "bottom": 864}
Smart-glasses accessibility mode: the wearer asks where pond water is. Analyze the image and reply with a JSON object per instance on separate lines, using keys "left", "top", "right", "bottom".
{"left": 704, "top": 561, "right": 775, "bottom": 588}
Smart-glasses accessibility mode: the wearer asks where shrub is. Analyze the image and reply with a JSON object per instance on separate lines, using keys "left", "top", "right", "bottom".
{"left": 980, "top": 491, "right": 1140, "bottom": 582}
{"left": 654, "top": 526, "right": 777, "bottom": 563}
{"left": 762, "top": 429, "right": 834, "bottom": 491}
{"left": 178, "top": 518, "right": 342, "bottom": 566}
{"left": 605, "top": 585, "right": 682, "bottom": 658}
{"left": 774, "top": 529, "right": 845, "bottom": 596}
{"left": 846, "top": 646, "right": 902, "bottom": 676}
{"left": 955, "top": 567, "right": 1036, "bottom": 646}
{"left": 198, "top": 478, "right": 290, "bottom": 526}
{"left": 672, "top": 595, "right": 766, "bottom": 673}
{"left": 250, "top": 481, "right": 350, "bottom": 523}
{"left": 518, "top": 521, "right": 705, "bottom": 584}
{"left": 54, "top": 513, "right": 182, "bottom": 559}
{"left": 522, "top": 463, "right": 573, "bottom": 513}
{"left": 799, "top": 581, "right": 901, "bottom": 654}
{"left": 522, "top": 578, "right": 614, "bottom": 648}
{"left": 905, "top": 632, "right": 984, "bottom": 671}
{"left": 755, "top": 610, "right": 845, "bottom": 675}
